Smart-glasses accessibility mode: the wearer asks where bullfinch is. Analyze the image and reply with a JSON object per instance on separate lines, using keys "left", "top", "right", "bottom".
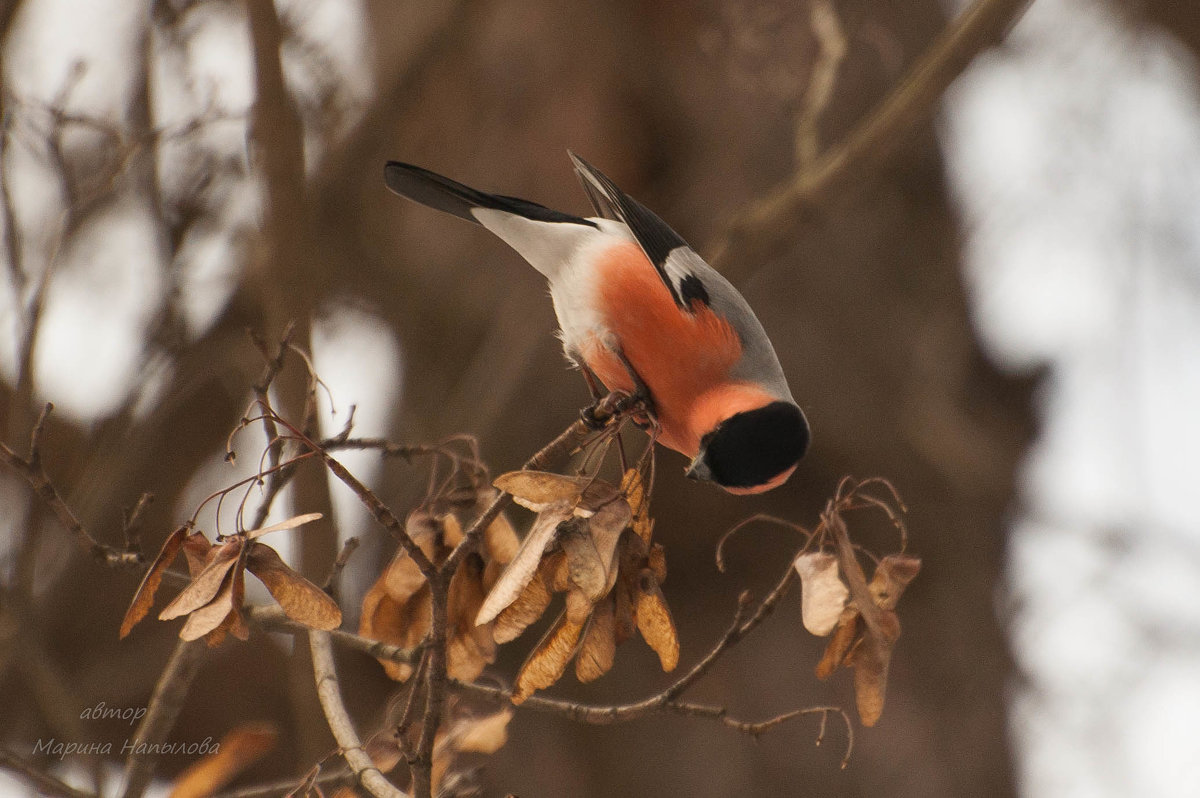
{"left": 384, "top": 153, "right": 809, "bottom": 494}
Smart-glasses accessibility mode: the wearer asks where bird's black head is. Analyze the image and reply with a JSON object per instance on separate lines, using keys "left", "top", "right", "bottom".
{"left": 687, "top": 401, "right": 810, "bottom": 494}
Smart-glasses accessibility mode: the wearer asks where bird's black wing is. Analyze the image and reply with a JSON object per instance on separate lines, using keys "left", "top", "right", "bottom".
{"left": 569, "top": 152, "right": 707, "bottom": 310}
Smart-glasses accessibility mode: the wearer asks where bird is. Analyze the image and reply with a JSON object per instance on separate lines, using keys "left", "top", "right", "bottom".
{"left": 383, "top": 153, "right": 809, "bottom": 494}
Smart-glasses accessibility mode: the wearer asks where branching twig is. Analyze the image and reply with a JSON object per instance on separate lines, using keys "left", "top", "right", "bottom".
{"left": 120, "top": 639, "right": 208, "bottom": 798}
{"left": 451, "top": 546, "right": 810, "bottom": 727}
{"left": 451, "top": 688, "right": 854, "bottom": 767}
{"left": 309, "top": 630, "right": 410, "bottom": 798}
{"left": 248, "top": 324, "right": 297, "bottom": 529}
{"left": 247, "top": 605, "right": 424, "bottom": 667}
{"left": 319, "top": 448, "right": 439, "bottom": 578}
{"left": 121, "top": 492, "right": 154, "bottom": 556}
{"left": 663, "top": 702, "right": 853, "bottom": 766}
{"left": 210, "top": 767, "right": 355, "bottom": 798}
{"left": 257, "top": 407, "right": 438, "bottom": 579}
{"left": 709, "top": 0, "right": 1034, "bottom": 276}
{"left": 442, "top": 390, "right": 633, "bottom": 574}
{"left": 322, "top": 536, "right": 360, "bottom": 594}
{"left": 0, "top": 403, "right": 141, "bottom": 566}
{"left": 407, "top": 392, "right": 637, "bottom": 797}
{"left": 411, "top": 572, "right": 447, "bottom": 798}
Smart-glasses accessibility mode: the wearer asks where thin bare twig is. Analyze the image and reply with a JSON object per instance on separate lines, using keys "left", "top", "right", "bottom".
{"left": 715, "top": 513, "right": 814, "bottom": 572}
{"left": 395, "top": 650, "right": 432, "bottom": 758}
{"left": 410, "top": 570, "right": 447, "bottom": 798}
{"left": 322, "top": 536, "right": 360, "bottom": 594}
{"left": 120, "top": 639, "right": 208, "bottom": 798}
{"left": 320, "top": 448, "right": 438, "bottom": 578}
{"left": 450, "top": 688, "right": 853, "bottom": 767}
{"left": 454, "top": 552, "right": 799, "bottom": 723}
{"left": 407, "top": 392, "right": 638, "bottom": 797}
{"left": 663, "top": 702, "right": 853, "bottom": 766}
{"left": 309, "top": 630, "right": 410, "bottom": 798}
{"left": 0, "top": 403, "right": 142, "bottom": 566}
{"left": 248, "top": 324, "right": 297, "bottom": 530}
{"left": 247, "top": 605, "right": 424, "bottom": 667}
{"left": 210, "top": 767, "right": 354, "bottom": 798}
{"left": 441, "top": 390, "right": 633, "bottom": 574}
{"left": 258, "top": 407, "right": 438, "bottom": 579}
{"left": 121, "top": 492, "right": 155, "bottom": 554}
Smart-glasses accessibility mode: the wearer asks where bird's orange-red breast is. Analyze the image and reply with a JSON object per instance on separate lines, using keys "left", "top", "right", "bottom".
{"left": 384, "top": 154, "right": 809, "bottom": 493}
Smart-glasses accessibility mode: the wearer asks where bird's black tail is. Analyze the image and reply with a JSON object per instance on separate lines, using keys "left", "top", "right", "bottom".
{"left": 384, "top": 161, "right": 596, "bottom": 227}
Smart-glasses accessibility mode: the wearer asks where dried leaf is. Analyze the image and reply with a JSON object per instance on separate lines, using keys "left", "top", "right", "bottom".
{"left": 565, "top": 586, "right": 594, "bottom": 626}
{"left": 454, "top": 707, "right": 512, "bottom": 754}
{"left": 613, "top": 533, "right": 647, "bottom": 645}
{"left": 120, "top": 526, "right": 186, "bottom": 639}
{"left": 493, "top": 554, "right": 557, "bottom": 644}
{"left": 168, "top": 722, "right": 278, "bottom": 798}
{"left": 647, "top": 543, "right": 667, "bottom": 584}
{"left": 244, "top": 512, "right": 324, "bottom": 540}
{"left": 493, "top": 471, "right": 620, "bottom": 516}
{"left": 179, "top": 569, "right": 237, "bottom": 641}
{"left": 869, "top": 554, "right": 922, "bottom": 611}
{"left": 614, "top": 577, "right": 636, "bottom": 645}
{"left": 848, "top": 624, "right": 893, "bottom": 726}
{"left": 494, "top": 471, "right": 587, "bottom": 511}
{"left": 227, "top": 559, "right": 250, "bottom": 641}
{"left": 360, "top": 579, "right": 429, "bottom": 681}
{"left": 159, "top": 540, "right": 244, "bottom": 621}
{"left": 575, "top": 595, "right": 617, "bottom": 683}
{"left": 358, "top": 515, "right": 444, "bottom": 681}
{"left": 483, "top": 511, "right": 520, "bottom": 564}
{"left": 560, "top": 518, "right": 607, "bottom": 603}
{"left": 635, "top": 569, "right": 678, "bottom": 671}
{"left": 181, "top": 532, "right": 214, "bottom": 576}
{"left": 512, "top": 612, "right": 584, "bottom": 704}
{"left": 245, "top": 543, "right": 342, "bottom": 631}
{"left": 475, "top": 501, "right": 571, "bottom": 626}
{"left": 447, "top": 554, "right": 495, "bottom": 681}
{"left": 544, "top": 549, "right": 570, "bottom": 592}
{"left": 441, "top": 513, "right": 465, "bottom": 548}
{"left": 620, "top": 469, "right": 654, "bottom": 543}
{"left": 794, "top": 551, "right": 850, "bottom": 636}
{"left": 382, "top": 549, "right": 428, "bottom": 607}
{"left": 432, "top": 707, "right": 513, "bottom": 793}
{"left": 589, "top": 498, "right": 631, "bottom": 592}
{"left": 815, "top": 606, "right": 861, "bottom": 679}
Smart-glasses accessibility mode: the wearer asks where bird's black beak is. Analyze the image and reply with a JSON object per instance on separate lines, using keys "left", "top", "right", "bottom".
{"left": 686, "top": 455, "right": 712, "bottom": 482}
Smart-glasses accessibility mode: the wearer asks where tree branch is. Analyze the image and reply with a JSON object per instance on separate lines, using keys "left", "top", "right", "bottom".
{"left": 309, "top": 630, "right": 410, "bottom": 798}
{"left": 0, "top": 404, "right": 141, "bottom": 566}
{"left": 708, "top": 0, "right": 1034, "bottom": 277}
{"left": 119, "top": 639, "right": 208, "bottom": 798}
{"left": 794, "top": 0, "right": 848, "bottom": 167}
{"left": 248, "top": 605, "right": 424, "bottom": 667}
{"left": 442, "top": 390, "right": 633, "bottom": 573}
{"left": 450, "top": 544, "right": 811, "bottom": 730}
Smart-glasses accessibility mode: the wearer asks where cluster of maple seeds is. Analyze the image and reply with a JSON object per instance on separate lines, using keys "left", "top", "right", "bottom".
{"left": 120, "top": 513, "right": 341, "bottom": 645}
{"left": 360, "top": 468, "right": 677, "bottom": 703}
{"left": 120, "top": 450, "right": 920, "bottom": 737}
{"left": 789, "top": 480, "right": 921, "bottom": 726}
